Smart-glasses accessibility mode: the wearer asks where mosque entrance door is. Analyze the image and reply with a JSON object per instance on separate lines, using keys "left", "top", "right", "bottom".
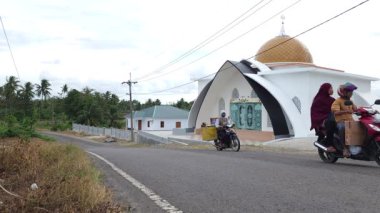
{"left": 230, "top": 103, "right": 262, "bottom": 130}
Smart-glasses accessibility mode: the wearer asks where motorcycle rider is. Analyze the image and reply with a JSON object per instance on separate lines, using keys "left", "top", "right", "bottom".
{"left": 215, "top": 111, "right": 229, "bottom": 147}
{"left": 331, "top": 82, "right": 358, "bottom": 157}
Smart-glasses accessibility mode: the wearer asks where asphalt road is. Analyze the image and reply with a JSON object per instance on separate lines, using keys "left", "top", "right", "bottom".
{"left": 43, "top": 132, "right": 380, "bottom": 213}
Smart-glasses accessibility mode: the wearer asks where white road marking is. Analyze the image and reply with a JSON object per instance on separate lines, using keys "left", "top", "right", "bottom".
{"left": 87, "top": 151, "right": 183, "bottom": 213}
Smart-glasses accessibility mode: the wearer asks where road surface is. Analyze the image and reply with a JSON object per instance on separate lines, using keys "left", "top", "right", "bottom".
{"left": 44, "top": 132, "right": 380, "bottom": 213}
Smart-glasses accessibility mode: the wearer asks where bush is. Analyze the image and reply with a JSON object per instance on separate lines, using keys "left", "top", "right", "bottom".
{"left": 47, "top": 113, "right": 73, "bottom": 132}
{"left": 0, "top": 115, "right": 37, "bottom": 141}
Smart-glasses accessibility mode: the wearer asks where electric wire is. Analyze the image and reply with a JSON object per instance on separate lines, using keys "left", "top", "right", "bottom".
{"left": 0, "top": 16, "right": 20, "bottom": 79}
{"left": 135, "top": 0, "right": 273, "bottom": 81}
{"left": 138, "top": 0, "right": 302, "bottom": 83}
{"left": 134, "top": 0, "right": 370, "bottom": 95}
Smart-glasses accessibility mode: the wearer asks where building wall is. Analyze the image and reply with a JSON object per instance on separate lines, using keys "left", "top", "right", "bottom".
{"left": 261, "top": 67, "right": 375, "bottom": 136}
{"left": 126, "top": 118, "right": 188, "bottom": 131}
{"left": 193, "top": 62, "right": 378, "bottom": 137}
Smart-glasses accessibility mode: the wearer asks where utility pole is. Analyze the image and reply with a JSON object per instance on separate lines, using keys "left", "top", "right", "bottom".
{"left": 122, "top": 73, "right": 137, "bottom": 142}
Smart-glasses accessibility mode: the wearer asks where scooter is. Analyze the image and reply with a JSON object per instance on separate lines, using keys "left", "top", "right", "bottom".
{"left": 314, "top": 99, "right": 380, "bottom": 166}
{"left": 214, "top": 124, "right": 240, "bottom": 152}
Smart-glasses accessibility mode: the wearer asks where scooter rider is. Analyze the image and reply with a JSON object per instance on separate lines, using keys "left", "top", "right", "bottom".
{"left": 331, "top": 82, "right": 357, "bottom": 157}
{"left": 215, "top": 111, "right": 229, "bottom": 147}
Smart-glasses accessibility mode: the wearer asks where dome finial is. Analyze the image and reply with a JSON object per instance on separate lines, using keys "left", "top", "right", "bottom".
{"left": 280, "top": 15, "right": 286, "bottom": 36}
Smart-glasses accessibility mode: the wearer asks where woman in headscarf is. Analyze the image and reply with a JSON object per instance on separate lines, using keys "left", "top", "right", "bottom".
{"left": 310, "top": 83, "right": 336, "bottom": 151}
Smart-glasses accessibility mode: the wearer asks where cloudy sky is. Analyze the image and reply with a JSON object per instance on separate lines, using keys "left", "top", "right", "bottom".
{"left": 1, "top": 0, "right": 379, "bottom": 103}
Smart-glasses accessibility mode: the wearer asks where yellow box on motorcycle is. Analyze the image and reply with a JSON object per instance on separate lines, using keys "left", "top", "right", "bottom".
{"left": 201, "top": 126, "right": 217, "bottom": 141}
{"left": 345, "top": 121, "right": 366, "bottom": 146}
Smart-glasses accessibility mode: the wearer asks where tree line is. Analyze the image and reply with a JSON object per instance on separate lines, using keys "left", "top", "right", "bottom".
{"left": 0, "top": 75, "right": 194, "bottom": 130}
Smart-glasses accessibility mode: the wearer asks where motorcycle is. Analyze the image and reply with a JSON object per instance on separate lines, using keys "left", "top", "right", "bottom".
{"left": 314, "top": 99, "right": 380, "bottom": 166}
{"left": 214, "top": 124, "right": 240, "bottom": 152}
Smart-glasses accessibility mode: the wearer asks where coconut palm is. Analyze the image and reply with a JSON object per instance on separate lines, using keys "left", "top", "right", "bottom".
{"left": 19, "top": 82, "right": 35, "bottom": 101}
{"left": 3, "top": 76, "right": 20, "bottom": 113}
{"left": 61, "top": 84, "right": 68, "bottom": 97}
{"left": 35, "top": 79, "right": 52, "bottom": 119}
{"left": 35, "top": 79, "right": 52, "bottom": 102}
{"left": 18, "top": 82, "right": 35, "bottom": 116}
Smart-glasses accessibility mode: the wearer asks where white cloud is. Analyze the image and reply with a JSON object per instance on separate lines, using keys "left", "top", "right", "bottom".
{"left": 1, "top": 0, "right": 380, "bottom": 103}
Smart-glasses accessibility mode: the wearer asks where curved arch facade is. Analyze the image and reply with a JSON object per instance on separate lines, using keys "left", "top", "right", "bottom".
{"left": 188, "top": 60, "right": 308, "bottom": 138}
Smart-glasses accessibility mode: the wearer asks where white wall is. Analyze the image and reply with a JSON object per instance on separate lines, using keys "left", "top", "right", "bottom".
{"left": 127, "top": 117, "right": 188, "bottom": 131}
{"left": 193, "top": 62, "right": 377, "bottom": 137}
{"left": 261, "top": 67, "right": 375, "bottom": 136}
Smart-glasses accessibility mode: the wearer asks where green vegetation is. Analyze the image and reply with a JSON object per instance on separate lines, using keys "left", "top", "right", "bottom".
{"left": 0, "top": 75, "right": 193, "bottom": 211}
{"left": 0, "top": 75, "right": 193, "bottom": 130}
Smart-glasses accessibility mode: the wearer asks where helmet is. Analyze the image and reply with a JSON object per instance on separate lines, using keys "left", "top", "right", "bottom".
{"left": 338, "top": 82, "right": 357, "bottom": 97}
{"left": 221, "top": 112, "right": 226, "bottom": 117}
{"left": 342, "top": 82, "right": 357, "bottom": 92}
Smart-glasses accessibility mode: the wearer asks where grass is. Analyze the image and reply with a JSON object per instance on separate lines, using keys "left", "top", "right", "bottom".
{"left": 0, "top": 137, "right": 125, "bottom": 212}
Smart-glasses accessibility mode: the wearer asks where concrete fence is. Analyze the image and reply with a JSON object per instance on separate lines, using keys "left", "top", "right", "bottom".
{"left": 72, "top": 123, "right": 130, "bottom": 140}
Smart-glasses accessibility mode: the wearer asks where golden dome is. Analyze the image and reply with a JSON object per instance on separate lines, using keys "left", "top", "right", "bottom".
{"left": 255, "top": 35, "right": 313, "bottom": 64}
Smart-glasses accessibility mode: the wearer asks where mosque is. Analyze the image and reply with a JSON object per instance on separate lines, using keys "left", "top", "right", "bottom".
{"left": 188, "top": 21, "right": 380, "bottom": 139}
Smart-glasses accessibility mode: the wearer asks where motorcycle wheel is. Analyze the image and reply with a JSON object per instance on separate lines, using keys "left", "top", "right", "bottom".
{"left": 318, "top": 149, "right": 338, "bottom": 163}
{"left": 214, "top": 140, "right": 223, "bottom": 151}
{"left": 231, "top": 136, "right": 240, "bottom": 152}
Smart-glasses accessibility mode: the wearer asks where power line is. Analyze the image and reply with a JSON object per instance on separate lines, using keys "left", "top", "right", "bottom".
{"left": 249, "top": 0, "right": 370, "bottom": 61}
{"left": 135, "top": 0, "right": 273, "bottom": 81}
{"left": 134, "top": 0, "right": 370, "bottom": 95}
{"left": 135, "top": 73, "right": 215, "bottom": 95}
{"left": 139, "top": 0, "right": 302, "bottom": 83}
{"left": 0, "top": 16, "right": 20, "bottom": 79}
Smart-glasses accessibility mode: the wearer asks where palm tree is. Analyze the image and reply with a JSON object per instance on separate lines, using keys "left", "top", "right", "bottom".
{"left": 0, "top": 86, "right": 4, "bottom": 101}
{"left": 35, "top": 79, "right": 52, "bottom": 119}
{"left": 4, "top": 76, "right": 20, "bottom": 113}
{"left": 82, "top": 86, "right": 94, "bottom": 95}
{"left": 18, "top": 82, "right": 35, "bottom": 116}
{"left": 35, "top": 79, "right": 52, "bottom": 102}
{"left": 61, "top": 84, "right": 68, "bottom": 97}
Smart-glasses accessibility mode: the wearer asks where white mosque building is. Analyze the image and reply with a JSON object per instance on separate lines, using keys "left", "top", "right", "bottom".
{"left": 188, "top": 25, "right": 380, "bottom": 139}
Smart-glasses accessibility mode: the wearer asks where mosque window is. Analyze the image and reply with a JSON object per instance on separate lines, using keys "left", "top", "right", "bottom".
{"left": 251, "top": 90, "right": 258, "bottom": 98}
{"left": 218, "top": 98, "right": 225, "bottom": 114}
{"left": 292, "top": 96, "right": 301, "bottom": 113}
{"left": 232, "top": 88, "right": 239, "bottom": 99}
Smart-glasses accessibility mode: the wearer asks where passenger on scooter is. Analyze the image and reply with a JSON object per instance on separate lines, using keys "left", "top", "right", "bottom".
{"left": 310, "top": 83, "right": 336, "bottom": 152}
{"left": 331, "top": 82, "right": 358, "bottom": 157}
{"left": 215, "top": 111, "right": 229, "bottom": 147}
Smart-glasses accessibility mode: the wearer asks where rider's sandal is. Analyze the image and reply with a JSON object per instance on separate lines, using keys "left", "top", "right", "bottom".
{"left": 343, "top": 149, "right": 351, "bottom": 158}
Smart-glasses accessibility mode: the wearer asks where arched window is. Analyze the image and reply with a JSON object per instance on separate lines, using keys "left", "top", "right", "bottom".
{"left": 251, "top": 89, "right": 258, "bottom": 98}
{"left": 218, "top": 98, "right": 225, "bottom": 114}
{"left": 232, "top": 88, "right": 239, "bottom": 99}
{"left": 292, "top": 96, "right": 301, "bottom": 113}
